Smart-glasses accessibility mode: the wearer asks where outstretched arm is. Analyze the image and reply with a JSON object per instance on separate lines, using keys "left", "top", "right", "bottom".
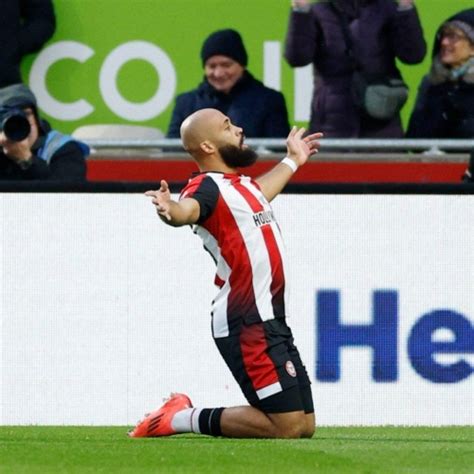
{"left": 145, "top": 180, "right": 200, "bottom": 227}
{"left": 255, "top": 127, "right": 323, "bottom": 202}
{"left": 389, "top": 0, "right": 426, "bottom": 64}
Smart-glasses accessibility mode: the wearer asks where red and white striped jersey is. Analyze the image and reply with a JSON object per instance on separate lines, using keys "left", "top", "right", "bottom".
{"left": 180, "top": 172, "right": 290, "bottom": 338}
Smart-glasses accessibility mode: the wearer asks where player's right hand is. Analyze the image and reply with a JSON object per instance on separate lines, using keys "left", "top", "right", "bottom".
{"left": 286, "top": 127, "right": 323, "bottom": 167}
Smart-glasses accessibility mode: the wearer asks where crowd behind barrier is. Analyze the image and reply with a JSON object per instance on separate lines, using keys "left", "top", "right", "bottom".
{"left": 1, "top": 2, "right": 473, "bottom": 185}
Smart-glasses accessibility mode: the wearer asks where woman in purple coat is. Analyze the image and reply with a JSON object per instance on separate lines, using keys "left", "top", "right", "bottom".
{"left": 284, "top": 0, "right": 426, "bottom": 137}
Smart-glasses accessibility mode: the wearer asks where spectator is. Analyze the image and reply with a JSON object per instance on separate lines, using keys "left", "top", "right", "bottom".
{"left": 167, "top": 29, "right": 290, "bottom": 138}
{"left": 284, "top": 0, "right": 426, "bottom": 138}
{"left": 407, "top": 8, "right": 474, "bottom": 139}
{"left": 0, "top": 0, "right": 56, "bottom": 88}
{"left": 0, "top": 84, "right": 89, "bottom": 181}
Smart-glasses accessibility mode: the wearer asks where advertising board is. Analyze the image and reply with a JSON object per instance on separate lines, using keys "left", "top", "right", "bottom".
{"left": 0, "top": 193, "right": 472, "bottom": 425}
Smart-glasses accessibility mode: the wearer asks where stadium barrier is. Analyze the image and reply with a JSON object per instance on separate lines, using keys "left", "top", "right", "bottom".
{"left": 80, "top": 138, "right": 474, "bottom": 183}
{"left": 0, "top": 184, "right": 472, "bottom": 426}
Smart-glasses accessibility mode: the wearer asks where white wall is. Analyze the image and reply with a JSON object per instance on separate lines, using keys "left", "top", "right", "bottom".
{"left": 0, "top": 194, "right": 472, "bottom": 426}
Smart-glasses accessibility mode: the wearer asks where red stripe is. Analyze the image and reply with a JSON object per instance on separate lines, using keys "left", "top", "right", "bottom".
{"left": 214, "top": 275, "right": 225, "bottom": 288}
{"left": 202, "top": 194, "right": 259, "bottom": 327}
{"left": 180, "top": 173, "right": 207, "bottom": 200}
{"left": 240, "top": 323, "right": 279, "bottom": 391}
{"left": 232, "top": 179, "right": 286, "bottom": 317}
{"left": 87, "top": 161, "right": 467, "bottom": 184}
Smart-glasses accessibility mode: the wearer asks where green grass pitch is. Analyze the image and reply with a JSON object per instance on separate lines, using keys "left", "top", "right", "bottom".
{"left": 0, "top": 426, "right": 472, "bottom": 473}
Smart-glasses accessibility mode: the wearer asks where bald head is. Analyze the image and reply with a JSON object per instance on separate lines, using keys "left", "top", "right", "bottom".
{"left": 180, "top": 108, "right": 227, "bottom": 156}
{"left": 179, "top": 108, "right": 247, "bottom": 172}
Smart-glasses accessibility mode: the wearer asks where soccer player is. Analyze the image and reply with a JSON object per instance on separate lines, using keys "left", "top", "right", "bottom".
{"left": 129, "top": 108, "right": 322, "bottom": 439}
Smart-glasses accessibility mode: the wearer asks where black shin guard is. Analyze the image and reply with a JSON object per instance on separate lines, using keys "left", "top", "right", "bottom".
{"left": 198, "top": 408, "right": 224, "bottom": 436}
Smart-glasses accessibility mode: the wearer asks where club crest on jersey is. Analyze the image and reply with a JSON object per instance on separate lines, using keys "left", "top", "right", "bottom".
{"left": 285, "top": 360, "right": 297, "bottom": 377}
{"left": 253, "top": 210, "right": 275, "bottom": 227}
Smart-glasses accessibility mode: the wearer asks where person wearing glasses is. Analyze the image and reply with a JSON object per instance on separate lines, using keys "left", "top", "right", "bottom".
{"left": 407, "top": 8, "right": 474, "bottom": 140}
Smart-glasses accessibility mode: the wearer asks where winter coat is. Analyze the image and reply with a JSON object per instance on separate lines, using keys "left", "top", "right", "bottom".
{"left": 407, "top": 8, "right": 474, "bottom": 139}
{"left": 0, "top": 0, "right": 56, "bottom": 88}
{"left": 406, "top": 67, "right": 474, "bottom": 139}
{"left": 284, "top": 0, "right": 426, "bottom": 137}
{"left": 0, "top": 130, "right": 88, "bottom": 181}
{"left": 167, "top": 72, "right": 290, "bottom": 138}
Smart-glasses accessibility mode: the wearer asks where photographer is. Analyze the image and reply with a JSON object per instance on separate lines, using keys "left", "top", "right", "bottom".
{"left": 0, "top": 84, "right": 88, "bottom": 181}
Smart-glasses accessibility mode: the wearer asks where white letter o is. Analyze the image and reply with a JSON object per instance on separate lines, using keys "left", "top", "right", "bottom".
{"left": 99, "top": 41, "right": 176, "bottom": 121}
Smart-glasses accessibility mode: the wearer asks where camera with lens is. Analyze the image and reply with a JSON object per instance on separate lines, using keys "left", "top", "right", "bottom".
{"left": 0, "top": 107, "right": 31, "bottom": 142}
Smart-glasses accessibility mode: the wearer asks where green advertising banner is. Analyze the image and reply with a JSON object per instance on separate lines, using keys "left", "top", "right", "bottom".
{"left": 20, "top": 0, "right": 474, "bottom": 135}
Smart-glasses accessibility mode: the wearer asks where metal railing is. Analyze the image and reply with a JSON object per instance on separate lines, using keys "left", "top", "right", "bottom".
{"left": 82, "top": 138, "right": 473, "bottom": 150}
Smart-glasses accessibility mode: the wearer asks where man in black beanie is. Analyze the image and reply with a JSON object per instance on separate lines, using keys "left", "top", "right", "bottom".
{"left": 167, "top": 29, "right": 290, "bottom": 138}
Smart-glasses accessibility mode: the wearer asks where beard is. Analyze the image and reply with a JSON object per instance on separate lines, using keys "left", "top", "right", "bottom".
{"left": 218, "top": 144, "right": 258, "bottom": 169}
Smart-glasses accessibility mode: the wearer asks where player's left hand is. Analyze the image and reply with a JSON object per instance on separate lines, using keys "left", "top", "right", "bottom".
{"left": 286, "top": 127, "right": 323, "bottom": 167}
{"left": 145, "top": 180, "right": 172, "bottom": 221}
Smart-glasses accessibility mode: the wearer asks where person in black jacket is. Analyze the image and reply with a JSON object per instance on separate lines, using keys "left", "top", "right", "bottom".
{"left": 0, "top": 0, "right": 56, "bottom": 88}
{"left": 0, "top": 84, "right": 88, "bottom": 181}
{"left": 167, "top": 29, "right": 290, "bottom": 138}
{"left": 407, "top": 8, "right": 474, "bottom": 139}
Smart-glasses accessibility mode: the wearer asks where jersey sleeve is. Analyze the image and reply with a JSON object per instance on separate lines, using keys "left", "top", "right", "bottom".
{"left": 180, "top": 175, "right": 219, "bottom": 223}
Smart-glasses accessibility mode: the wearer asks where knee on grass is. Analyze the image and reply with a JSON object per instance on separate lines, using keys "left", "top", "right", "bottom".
{"left": 273, "top": 414, "right": 314, "bottom": 439}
